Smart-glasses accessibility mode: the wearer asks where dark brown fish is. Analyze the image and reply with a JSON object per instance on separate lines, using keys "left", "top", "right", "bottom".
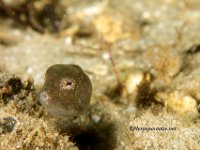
{"left": 39, "top": 64, "right": 92, "bottom": 117}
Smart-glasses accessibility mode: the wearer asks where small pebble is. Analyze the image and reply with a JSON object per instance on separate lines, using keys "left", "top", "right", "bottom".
{"left": 165, "top": 92, "right": 198, "bottom": 117}
{"left": 123, "top": 70, "right": 147, "bottom": 97}
{"left": 64, "top": 36, "right": 72, "bottom": 45}
{"left": 124, "top": 106, "right": 137, "bottom": 113}
{"left": 91, "top": 114, "right": 101, "bottom": 124}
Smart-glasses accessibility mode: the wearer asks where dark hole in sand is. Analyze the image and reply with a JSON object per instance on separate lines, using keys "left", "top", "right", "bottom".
{"left": 0, "top": 77, "right": 23, "bottom": 104}
{"left": 58, "top": 121, "right": 116, "bottom": 150}
{"left": 7, "top": 77, "right": 23, "bottom": 94}
{"left": 0, "top": 117, "right": 17, "bottom": 134}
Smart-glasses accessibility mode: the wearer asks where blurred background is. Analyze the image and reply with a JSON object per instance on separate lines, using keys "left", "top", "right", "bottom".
{"left": 0, "top": 0, "right": 200, "bottom": 149}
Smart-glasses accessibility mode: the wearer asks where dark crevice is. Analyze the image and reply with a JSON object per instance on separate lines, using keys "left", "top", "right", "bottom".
{"left": 58, "top": 120, "right": 116, "bottom": 150}
{"left": 136, "top": 81, "right": 163, "bottom": 108}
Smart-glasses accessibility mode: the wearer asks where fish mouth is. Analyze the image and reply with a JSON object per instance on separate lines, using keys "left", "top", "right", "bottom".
{"left": 39, "top": 91, "right": 50, "bottom": 107}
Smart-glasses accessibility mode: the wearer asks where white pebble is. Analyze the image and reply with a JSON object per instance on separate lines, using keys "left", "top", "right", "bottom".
{"left": 91, "top": 114, "right": 101, "bottom": 123}
{"left": 65, "top": 36, "right": 72, "bottom": 45}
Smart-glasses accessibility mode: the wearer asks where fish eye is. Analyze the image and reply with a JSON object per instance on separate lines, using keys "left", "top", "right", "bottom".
{"left": 60, "top": 78, "right": 75, "bottom": 90}
{"left": 66, "top": 81, "right": 72, "bottom": 85}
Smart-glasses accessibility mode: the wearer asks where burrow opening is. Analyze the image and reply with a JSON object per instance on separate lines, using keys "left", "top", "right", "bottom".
{"left": 58, "top": 121, "right": 116, "bottom": 150}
